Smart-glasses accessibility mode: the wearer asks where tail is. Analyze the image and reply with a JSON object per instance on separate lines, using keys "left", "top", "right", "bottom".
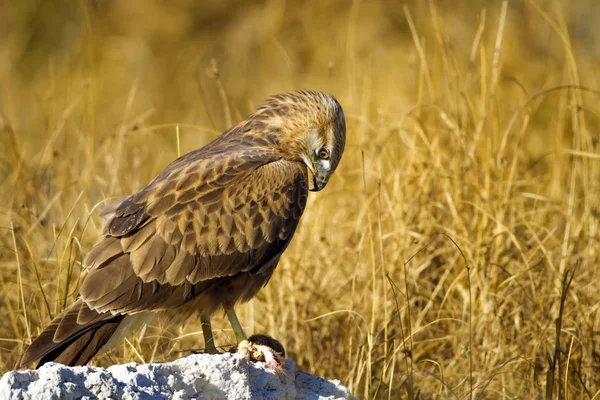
{"left": 20, "top": 299, "right": 124, "bottom": 368}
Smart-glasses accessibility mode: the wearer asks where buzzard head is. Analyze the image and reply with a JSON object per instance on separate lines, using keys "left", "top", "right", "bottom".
{"left": 256, "top": 90, "right": 346, "bottom": 191}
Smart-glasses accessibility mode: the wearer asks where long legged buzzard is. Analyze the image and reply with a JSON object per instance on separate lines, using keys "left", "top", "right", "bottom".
{"left": 20, "top": 90, "right": 346, "bottom": 367}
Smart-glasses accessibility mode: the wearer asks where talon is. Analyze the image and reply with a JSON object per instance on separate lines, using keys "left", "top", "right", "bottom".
{"left": 189, "top": 347, "right": 220, "bottom": 355}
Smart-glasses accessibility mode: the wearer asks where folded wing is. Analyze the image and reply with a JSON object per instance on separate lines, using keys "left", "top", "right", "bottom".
{"left": 80, "top": 148, "right": 308, "bottom": 316}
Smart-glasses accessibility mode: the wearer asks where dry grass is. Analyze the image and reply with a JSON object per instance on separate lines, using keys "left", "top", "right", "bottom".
{"left": 1, "top": 1, "right": 600, "bottom": 398}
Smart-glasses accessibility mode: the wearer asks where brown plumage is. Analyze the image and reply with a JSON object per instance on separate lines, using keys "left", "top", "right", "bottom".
{"left": 20, "top": 90, "right": 346, "bottom": 368}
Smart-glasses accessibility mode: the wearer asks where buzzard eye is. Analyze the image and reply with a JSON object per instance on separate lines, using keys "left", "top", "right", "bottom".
{"left": 317, "top": 148, "right": 330, "bottom": 160}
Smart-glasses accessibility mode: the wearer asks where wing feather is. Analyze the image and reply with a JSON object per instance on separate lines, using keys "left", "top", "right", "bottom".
{"left": 84, "top": 237, "right": 122, "bottom": 269}
{"left": 80, "top": 146, "right": 308, "bottom": 315}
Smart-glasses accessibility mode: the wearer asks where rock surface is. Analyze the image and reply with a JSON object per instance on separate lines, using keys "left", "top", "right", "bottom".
{"left": 0, "top": 353, "right": 353, "bottom": 400}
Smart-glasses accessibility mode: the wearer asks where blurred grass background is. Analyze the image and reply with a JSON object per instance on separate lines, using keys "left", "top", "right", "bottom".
{"left": 1, "top": 0, "right": 600, "bottom": 398}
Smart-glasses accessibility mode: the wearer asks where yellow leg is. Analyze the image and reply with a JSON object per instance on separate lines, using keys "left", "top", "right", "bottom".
{"left": 226, "top": 308, "right": 247, "bottom": 344}
{"left": 201, "top": 315, "right": 219, "bottom": 354}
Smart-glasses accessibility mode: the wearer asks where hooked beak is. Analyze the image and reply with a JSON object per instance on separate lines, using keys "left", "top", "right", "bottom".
{"left": 308, "top": 155, "right": 329, "bottom": 192}
{"left": 311, "top": 176, "right": 328, "bottom": 191}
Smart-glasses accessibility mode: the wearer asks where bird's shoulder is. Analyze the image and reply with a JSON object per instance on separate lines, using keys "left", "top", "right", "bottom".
{"left": 102, "top": 136, "right": 277, "bottom": 233}
{"left": 95, "top": 140, "right": 308, "bottom": 259}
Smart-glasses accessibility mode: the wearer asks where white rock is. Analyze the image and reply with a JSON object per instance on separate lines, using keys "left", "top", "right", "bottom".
{"left": 0, "top": 353, "right": 354, "bottom": 400}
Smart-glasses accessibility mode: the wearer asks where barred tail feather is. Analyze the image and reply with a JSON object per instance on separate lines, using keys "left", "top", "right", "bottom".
{"left": 20, "top": 299, "right": 124, "bottom": 368}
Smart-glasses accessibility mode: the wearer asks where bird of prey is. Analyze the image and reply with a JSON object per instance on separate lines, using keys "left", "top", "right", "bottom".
{"left": 19, "top": 90, "right": 346, "bottom": 368}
